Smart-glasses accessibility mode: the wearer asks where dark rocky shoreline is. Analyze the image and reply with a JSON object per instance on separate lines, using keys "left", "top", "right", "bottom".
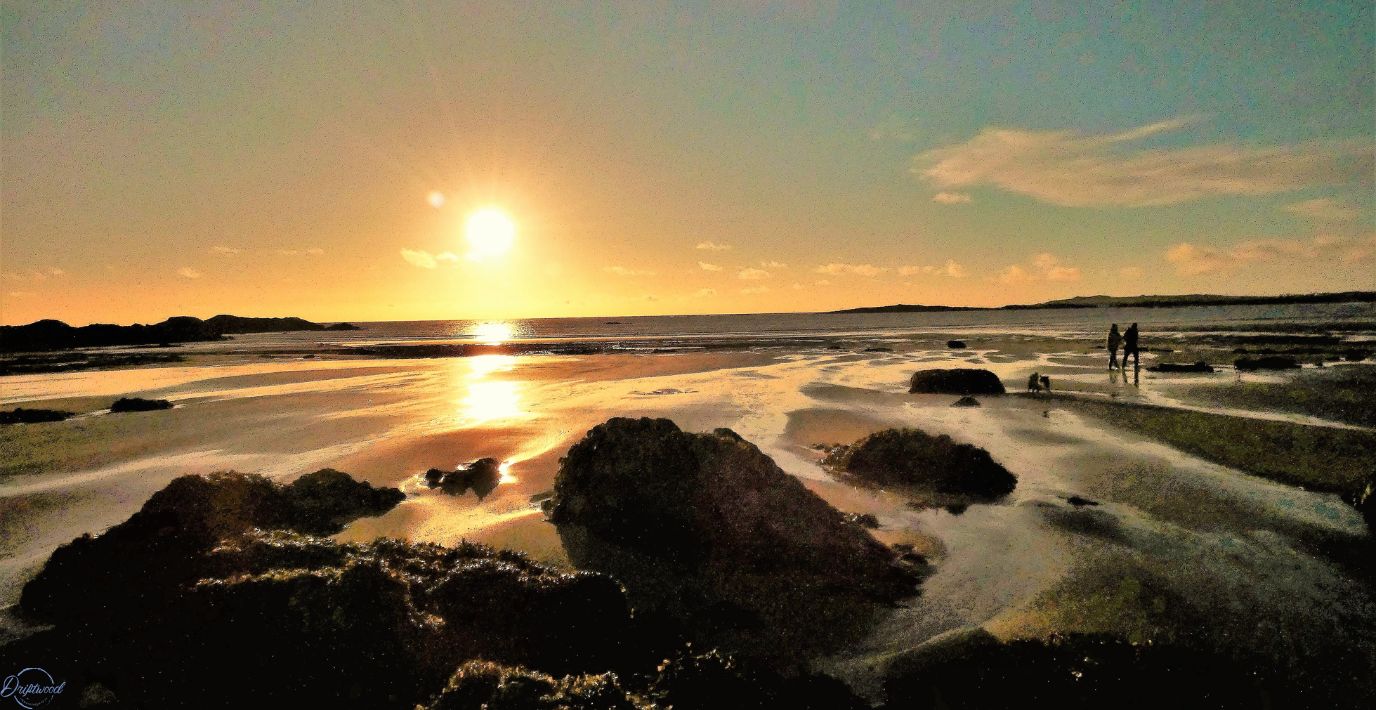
{"left": 0, "top": 418, "right": 1362, "bottom": 708}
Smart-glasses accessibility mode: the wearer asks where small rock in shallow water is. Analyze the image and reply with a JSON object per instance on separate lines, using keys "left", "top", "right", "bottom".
{"left": 109, "top": 397, "right": 173, "bottom": 412}
{"left": 951, "top": 395, "right": 981, "bottom": 407}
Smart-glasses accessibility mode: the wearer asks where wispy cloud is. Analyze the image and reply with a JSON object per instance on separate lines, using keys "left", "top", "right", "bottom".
{"left": 177, "top": 267, "right": 203, "bottom": 279}
{"left": 740, "top": 285, "right": 770, "bottom": 294}
{"left": 814, "top": 263, "right": 889, "bottom": 277}
{"left": 696, "top": 241, "right": 732, "bottom": 251}
{"left": 436, "top": 252, "right": 460, "bottom": 264}
{"left": 932, "top": 191, "right": 972, "bottom": 205}
{"left": 897, "top": 260, "right": 966, "bottom": 278}
{"left": 737, "top": 268, "right": 771, "bottom": 280}
{"left": 698, "top": 261, "right": 723, "bottom": 272}
{"left": 760, "top": 260, "right": 787, "bottom": 269}
{"left": 211, "top": 245, "right": 241, "bottom": 255}
{"left": 1166, "top": 232, "right": 1376, "bottom": 275}
{"left": 276, "top": 247, "right": 325, "bottom": 256}
{"left": 996, "top": 253, "right": 1081, "bottom": 285}
{"left": 604, "top": 265, "right": 656, "bottom": 277}
{"left": 917, "top": 118, "right": 1374, "bottom": 207}
{"left": 401, "top": 249, "right": 438, "bottom": 269}
{"left": 1284, "top": 197, "right": 1359, "bottom": 222}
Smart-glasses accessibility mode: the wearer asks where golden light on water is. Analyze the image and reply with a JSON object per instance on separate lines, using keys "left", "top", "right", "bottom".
{"left": 471, "top": 321, "right": 514, "bottom": 345}
{"left": 454, "top": 354, "right": 525, "bottom": 426}
{"left": 464, "top": 207, "right": 515, "bottom": 261}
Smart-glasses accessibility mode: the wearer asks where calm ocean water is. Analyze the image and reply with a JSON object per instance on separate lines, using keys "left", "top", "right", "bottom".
{"left": 203, "top": 301, "right": 1376, "bottom": 352}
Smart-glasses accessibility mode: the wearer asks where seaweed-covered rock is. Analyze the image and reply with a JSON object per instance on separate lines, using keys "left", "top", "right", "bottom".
{"left": 422, "top": 660, "right": 645, "bottom": 710}
{"left": 946, "top": 340, "right": 967, "bottom": 349}
{"left": 1234, "top": 356, "right": 1300, "bottom": 371}
{"left": 909, "top": 368, "right": 1005, "bottom": 395}
{"left": 0, "top": 407, "right": 74, "bottom": 424}
{"left": 284, "top": 468, "right": 406, "bottom": 534}
{"left": 1147, "top": 361, "right": 1215, "bottom": 373}
{"left": 19, "top": 470, "right": 406, "bottom": 622}
{"left": 881, "top": 629, "right": 1284, "bottom": 710}
{"left": 109, "top": 397, "right": 173, "bottom": 412}
{"left": 549, "top": 417, "right": 919, "bottom": 663}
{"left": 824, "top": 429, "right": 1016, "bottom": 508}
{"left": 8, "top": 471, "right": 641, "bottom": 708}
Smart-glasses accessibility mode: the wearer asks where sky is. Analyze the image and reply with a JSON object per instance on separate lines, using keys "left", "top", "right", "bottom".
{"left": 2, "top": 1, "right": 1373, "bottom": 325}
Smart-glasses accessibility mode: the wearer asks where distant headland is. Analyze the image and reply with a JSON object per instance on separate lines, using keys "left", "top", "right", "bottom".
{"left": 829, "top": 290, "right": 1376, "bottom": 314}
{"left": 0, "top": 315, "right": 361, "bottom": 352}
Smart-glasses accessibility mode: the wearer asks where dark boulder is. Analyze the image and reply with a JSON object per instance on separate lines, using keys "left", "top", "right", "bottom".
{"left": 1234, "top": 356, "right": 1300, "bottom": 371}
{"left": 0, "top": 407, "right": 75, "bottom": 424}
{"left": 284, "top": 468, "right": 406, "bottom": 535}
{"left": 109, "top": 397, "right": 173, "bottom": 412}
{"left": 946, "top": 340, "right": 967, "bottom": 349}
{"left": 951, "top": 396, "right": 981, "bottom": 407}
{"left": 549, "top": 417, "right": 919, "bottom": 663}
{"left": 8, "top": 470, "right": 648, "bottom": 708}
{"left": 1147, "top": 361, "right": 1215, "bottom": 373}
{"left": 824, "top": 428, "right": 1017, "bottom": 508}
{"left": 427, "top": 458, "right": 504, "bottom": 499}
{"left": 909, "top": 368, "right": 1005, "bottom": 395}
{"left": 882, "top": 629, "right": 1291, "bottom": 710}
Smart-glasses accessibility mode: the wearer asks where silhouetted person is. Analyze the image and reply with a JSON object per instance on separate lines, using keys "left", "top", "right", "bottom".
{"left": 1039, "top": 375, "right": 1051, "bottom": 392}
{"left": 1027, "top": 372, "right": 1042, "bottom": 393}
{"left": 1123, "top": 323, "right": 1140, "bottom": 370}
{"left": 1107, "top": 324, "right": 1122, "bottom": 370}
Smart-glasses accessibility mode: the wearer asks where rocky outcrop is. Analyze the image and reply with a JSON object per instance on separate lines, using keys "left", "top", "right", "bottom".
{"left": 7, "top": 470, "right": 649, "bottom": 708}
{"left": 109, "top": 397, "right": 173, "bottom": 412}
{"left": 946, "top": 340, "right": 967, "bottom": 349}
{"left": 0, "top": 314, "right": 334, "bottom": 352}
{"left": 951, "top": 396, "right": 981, "bottom": 407}
{"left": 909, "top": 368, "right": 1005, "bottom": 395}
{"left": 425, "top": 458, "right": 503, "bottom": 499}
{"left": 1148, "top": 361, "right": 1215, "bottom": 373}
{"left": 325, "top": 322, "right": 363, "bottom": 331}
{"left": 1234, "top": 356, "right": 1300, "bottom": 371}
{"left": 5, "top": 466, "right": 882, "bottom": 708}
{"left": 823, "top": 429, "right": 1017, "bottom": 509}
{"left": 0, "top": 408, "right": 74, "bottom": 424}
{"left": 881, "top": 629, "right": 1287, "bottom": 709}
{"left": 548, "top": 417, "right": 920, "bottom": 664}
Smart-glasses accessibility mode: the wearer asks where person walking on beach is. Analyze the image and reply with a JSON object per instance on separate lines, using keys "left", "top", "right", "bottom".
{"left": 1107, "top": 324, "right": 1122, "bottom": 370}
{"left": 1123, "top": 322, "right": 1140, "bottom": 370}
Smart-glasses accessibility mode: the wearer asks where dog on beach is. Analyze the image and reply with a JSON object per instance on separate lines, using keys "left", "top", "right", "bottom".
{"left": 1027, "top": 372, "right": 1042, "bottom": 392}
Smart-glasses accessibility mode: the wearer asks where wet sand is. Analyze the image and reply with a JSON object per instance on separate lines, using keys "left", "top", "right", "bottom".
{"left": 2, "top": 337, "right": 1373, "bottom": 693}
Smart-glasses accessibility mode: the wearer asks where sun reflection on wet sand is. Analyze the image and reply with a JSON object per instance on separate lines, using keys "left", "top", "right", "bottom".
{"left": 453, "top": 354, "right": 528, "bottom": 426}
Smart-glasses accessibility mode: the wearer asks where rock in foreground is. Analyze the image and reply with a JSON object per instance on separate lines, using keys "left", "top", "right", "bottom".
{"left": 109, "top": 396, "right": 173, "bottom": 412}
{"left": 909, "top": 368, "right": 1005, "bottom": 395}
{"left": 549, "top": 417, "right": 920, "bottom": 664}
{"left": 824, "top": 428, "right": 1017, "bottom": 508}
{"left": 0, "top": 407, "right": 74, "bottom": 424}
{"left": 882, "top": 628, "right": 1280, "bottom": 710}
{"left": 1234, "top": 356, "right": 1300, "bottom": 371}
{"left": 1148, "top": 361, "right": 1215, "bottom": 373}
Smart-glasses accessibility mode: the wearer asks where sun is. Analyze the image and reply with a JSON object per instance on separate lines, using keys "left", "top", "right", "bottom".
{"left": 464, "top": 207, "right": 516, "bottom": 260}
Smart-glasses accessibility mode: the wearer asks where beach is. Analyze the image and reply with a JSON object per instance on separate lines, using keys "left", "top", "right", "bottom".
{"left": 2, "top": 305, "right": 1374, "bottom": 703}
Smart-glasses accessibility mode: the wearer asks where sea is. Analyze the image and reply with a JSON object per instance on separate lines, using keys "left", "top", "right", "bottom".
{"left": 170, "top": 301, "right": 1376, "bottom": 353}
